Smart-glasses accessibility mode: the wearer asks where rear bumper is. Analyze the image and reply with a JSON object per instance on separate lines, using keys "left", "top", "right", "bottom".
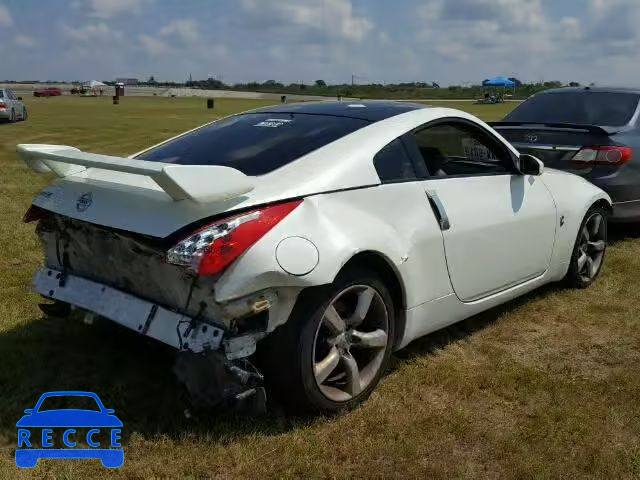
{"left": 0, "top": 109, "right": 9, "bottom": 119}
{"left": 32, "top": 268, "right": 225, "bottom": 353}
{"left": 611, "top": 199, "right": 640, "bottom": 223}
{"left": 33, "top": 268, "right": 267, "bottom": 411}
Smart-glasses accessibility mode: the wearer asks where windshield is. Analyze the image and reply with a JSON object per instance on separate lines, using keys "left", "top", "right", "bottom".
{"left": 38, "top": 395, "right": 101, "bottom": 412}
{"left": 505, "top": 92, "right": 640, "bottom": 126}
{"left": 136, "top": 112, "right": 370, "bottom": 176}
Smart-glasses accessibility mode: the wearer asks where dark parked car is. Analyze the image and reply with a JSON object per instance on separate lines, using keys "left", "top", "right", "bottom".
{"left": 33, "top": 87, "right": 62, "bottom": 97}
{"left": 492, "top": 87, "right": 640, "bottom": 222}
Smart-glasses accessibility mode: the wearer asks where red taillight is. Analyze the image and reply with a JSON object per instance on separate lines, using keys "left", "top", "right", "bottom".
{"left": 571, "top": 146, "right": 632, "bottom": 166}
{"left": 167, "top": 200, "right": 303, "bottom": 276}
{"left": 0, "top": 102, "right": 6, "bottom": 109}
{"left": 22, "top": 205, "right": 50, "bottom": 223}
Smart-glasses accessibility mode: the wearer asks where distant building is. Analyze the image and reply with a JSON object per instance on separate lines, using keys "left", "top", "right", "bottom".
{"left": 115, "top": 78, "right": 139, "bottom": 86}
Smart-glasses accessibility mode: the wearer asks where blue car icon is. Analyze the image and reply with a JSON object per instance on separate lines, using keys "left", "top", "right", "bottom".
{"left": 16, "top": 391, "right": 123, "bottom": 468}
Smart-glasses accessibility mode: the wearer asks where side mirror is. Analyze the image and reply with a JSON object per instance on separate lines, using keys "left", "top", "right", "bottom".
{"left": 104, "top": 409, "right": 115, "bottom": 414}
{"left": 518, "top": 154, "right": 544, "bottom": 176}
{"left": 23, "top": 409, "right": 33, "bottom": 414}
{"left": 17, "top": 96, "right": 23, "bottom": 101}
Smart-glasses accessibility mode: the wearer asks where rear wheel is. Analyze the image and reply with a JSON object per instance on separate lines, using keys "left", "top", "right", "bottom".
{"left": 565, "top": 205, "right": 608, "bottom": 288}
{"left": 260, "top": 267, "right": 395, "bottom": 413}
{"left": 9, "top": 109, "right": 16, "bottom": 123}
{"left": 21, "top": 107, "right": 28, "bottom": 121}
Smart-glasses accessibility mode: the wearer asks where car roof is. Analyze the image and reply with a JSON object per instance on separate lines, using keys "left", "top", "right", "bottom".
{"left": 37, "top": 391, "right": 101, "bottom": 399}
{"left": 248, "top": 100, "right": 430, "bottom": 122}
{"left": 539, "top": 86, "right": 640, "bottom": 95}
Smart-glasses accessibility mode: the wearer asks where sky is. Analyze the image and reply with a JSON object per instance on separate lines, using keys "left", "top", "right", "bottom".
{"left": 0, "top": 0, "right": 638, "bottom": 86}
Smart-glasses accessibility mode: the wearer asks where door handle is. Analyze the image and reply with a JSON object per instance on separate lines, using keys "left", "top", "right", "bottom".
{"left": 426, "top": 190, "right": 451, "bottom": 231}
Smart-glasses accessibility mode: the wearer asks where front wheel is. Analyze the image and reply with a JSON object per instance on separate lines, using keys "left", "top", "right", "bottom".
{"left": 260, "top": 268, "right": 395, "bottom": 413}
{"left": 565, "top": 205, "right": 608, "bottom": 288}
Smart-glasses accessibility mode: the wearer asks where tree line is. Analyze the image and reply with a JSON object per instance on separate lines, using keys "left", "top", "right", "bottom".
{"left": 2, "top": 77, "right": 585, "bottom": 99}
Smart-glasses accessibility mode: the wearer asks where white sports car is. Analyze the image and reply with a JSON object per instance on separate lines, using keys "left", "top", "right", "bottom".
{"left": 18, "top": 101, "right": 611, "bottom": 413}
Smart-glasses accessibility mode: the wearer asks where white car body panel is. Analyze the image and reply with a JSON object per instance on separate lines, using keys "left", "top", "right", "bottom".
{"left": 20, "top": 103, "right": 611, "bottom": 355}
{"left": 423, "top": 174, "right": 557, "bottom": 301}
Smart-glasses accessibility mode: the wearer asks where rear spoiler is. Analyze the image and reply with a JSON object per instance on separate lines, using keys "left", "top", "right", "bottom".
{"left": 489, "top": 122, "right": 619, "bottom": 136}
{"left": 17, "top": 144, "right": 255, "bottom": 203}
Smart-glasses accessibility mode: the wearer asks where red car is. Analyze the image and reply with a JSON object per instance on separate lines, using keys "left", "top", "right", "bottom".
{"left": 33, "top": 87, "right": 62, "bottom": 97}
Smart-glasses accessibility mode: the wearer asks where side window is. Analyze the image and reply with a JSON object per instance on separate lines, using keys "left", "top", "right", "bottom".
{"left": 373, "top": 138, "right": 418, "bottom": 183}
{"left": 411, "top": 122, "right": 512, "bottom": 177}
{"left": 7, "top": 90, "right": 14, "bottom": 100}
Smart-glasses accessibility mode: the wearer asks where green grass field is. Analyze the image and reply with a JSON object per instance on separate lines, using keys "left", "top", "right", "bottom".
{"left": 1, "top": 96, "right": 640, "bottom": 479}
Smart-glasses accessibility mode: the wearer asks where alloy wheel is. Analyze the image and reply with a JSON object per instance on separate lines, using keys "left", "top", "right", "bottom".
{"left": 576, "top": 212, "right": 606, "bottom": 283}
{"left": 312, "top": 284, "right": 389, "bottom": 402}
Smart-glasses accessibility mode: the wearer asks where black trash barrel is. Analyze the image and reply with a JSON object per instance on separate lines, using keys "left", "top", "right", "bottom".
{"left": 207, "top": 98, "right": 214, "bottom": 109}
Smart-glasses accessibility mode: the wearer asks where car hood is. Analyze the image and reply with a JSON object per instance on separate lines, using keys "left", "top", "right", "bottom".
{"left": 16, "top": 410, "right": 123, "bottom": 428}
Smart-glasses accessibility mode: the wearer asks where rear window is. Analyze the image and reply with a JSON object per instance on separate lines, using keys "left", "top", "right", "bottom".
{"left": 136, "top": 113, "right": 370, "bottom": 175}
{"left": 505, "top": 92, "right": 640, "bottom": 126}
{"left": 0, "top": 91, "right": 3, "bottom": 98}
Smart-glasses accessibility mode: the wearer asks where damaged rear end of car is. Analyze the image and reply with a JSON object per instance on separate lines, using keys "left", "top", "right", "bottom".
{"left": 19, "top": 144, "right": 308, "bottom": 413}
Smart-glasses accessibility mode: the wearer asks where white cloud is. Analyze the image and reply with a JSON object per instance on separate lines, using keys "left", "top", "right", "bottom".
{"left": 159, "top": 19, "right": 200, "bottom": 44}
{"left": 139, "top": 19, "right": 226, "bottom": 62}
{"left": 0, "top": 4, "right": 13, "bottom": 27}
{"left": 240, "top": 0, "right": 374, "bottom": 42}
{"left": 62, "top": 23, "right": 123, "bottom": 42}
{"left": 15, "top": 35, "right": 37, "bottom": 48}
{"left": 139, "top": 34, "right": 170, "bottom": 56}
{"left": 139, "top": 19, "right": 201, "bottom": 56}
{"left": 83, "top": 0, "right": 154, "bottom": 19}
{"left": 412, "top": 0, "right": 598, "bottom": 75}
{"left": 412, "top": 0, "right": 640, "bottom": 78}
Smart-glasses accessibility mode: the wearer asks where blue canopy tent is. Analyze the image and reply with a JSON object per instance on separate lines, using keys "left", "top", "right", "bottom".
{"left": 477, "top": 76, "right": 516, "bottom": 104}
{"left": 482, "top": 76, "right": 515, "bottom": 87}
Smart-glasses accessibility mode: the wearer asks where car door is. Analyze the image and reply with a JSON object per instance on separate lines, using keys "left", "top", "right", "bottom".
{"left": 9, "top": 90, "right": 24, "bottom": 116}
{"left": 6, "top": 90, "right": 18, "bottom": 116}
{"left": 404, "top": 118, "right": 557, "bottom": 302}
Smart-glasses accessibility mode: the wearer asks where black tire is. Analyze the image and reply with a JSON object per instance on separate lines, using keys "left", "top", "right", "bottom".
{"left": 259, "top": 267, "right": 395, "bottom": 414}
{"left": 9, "top": 109, "right": 15, "bottom": 123}
{"left": 565, "top": 205, "right": 608, "bottom": 288}
{"left": 21, "top": 107, "right": 28, "bottom": 121}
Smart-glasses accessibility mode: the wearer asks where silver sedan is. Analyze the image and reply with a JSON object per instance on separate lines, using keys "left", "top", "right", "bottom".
{"left": 0, "top": 88, "right": 27, "bottom": 122}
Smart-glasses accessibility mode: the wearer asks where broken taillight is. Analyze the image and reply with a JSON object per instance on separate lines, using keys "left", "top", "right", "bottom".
{"left": 167, "top": 200, "right": 302, "bottom": 276}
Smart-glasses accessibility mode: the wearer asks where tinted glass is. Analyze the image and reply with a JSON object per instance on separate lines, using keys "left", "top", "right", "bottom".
{"left": 374, "top": 138, "right": 417, "bottom": 182}
{"left": 0, "top": 90, "right": 4, "bottom": 98}
{"left": 136, "top": 113, "right": 370, "bottom": 175}
{"left": 412, "top": 123, "right": 509, "bottom": 176}
{"left": 505, "top": 92, "right": 640, "bottom": 126}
